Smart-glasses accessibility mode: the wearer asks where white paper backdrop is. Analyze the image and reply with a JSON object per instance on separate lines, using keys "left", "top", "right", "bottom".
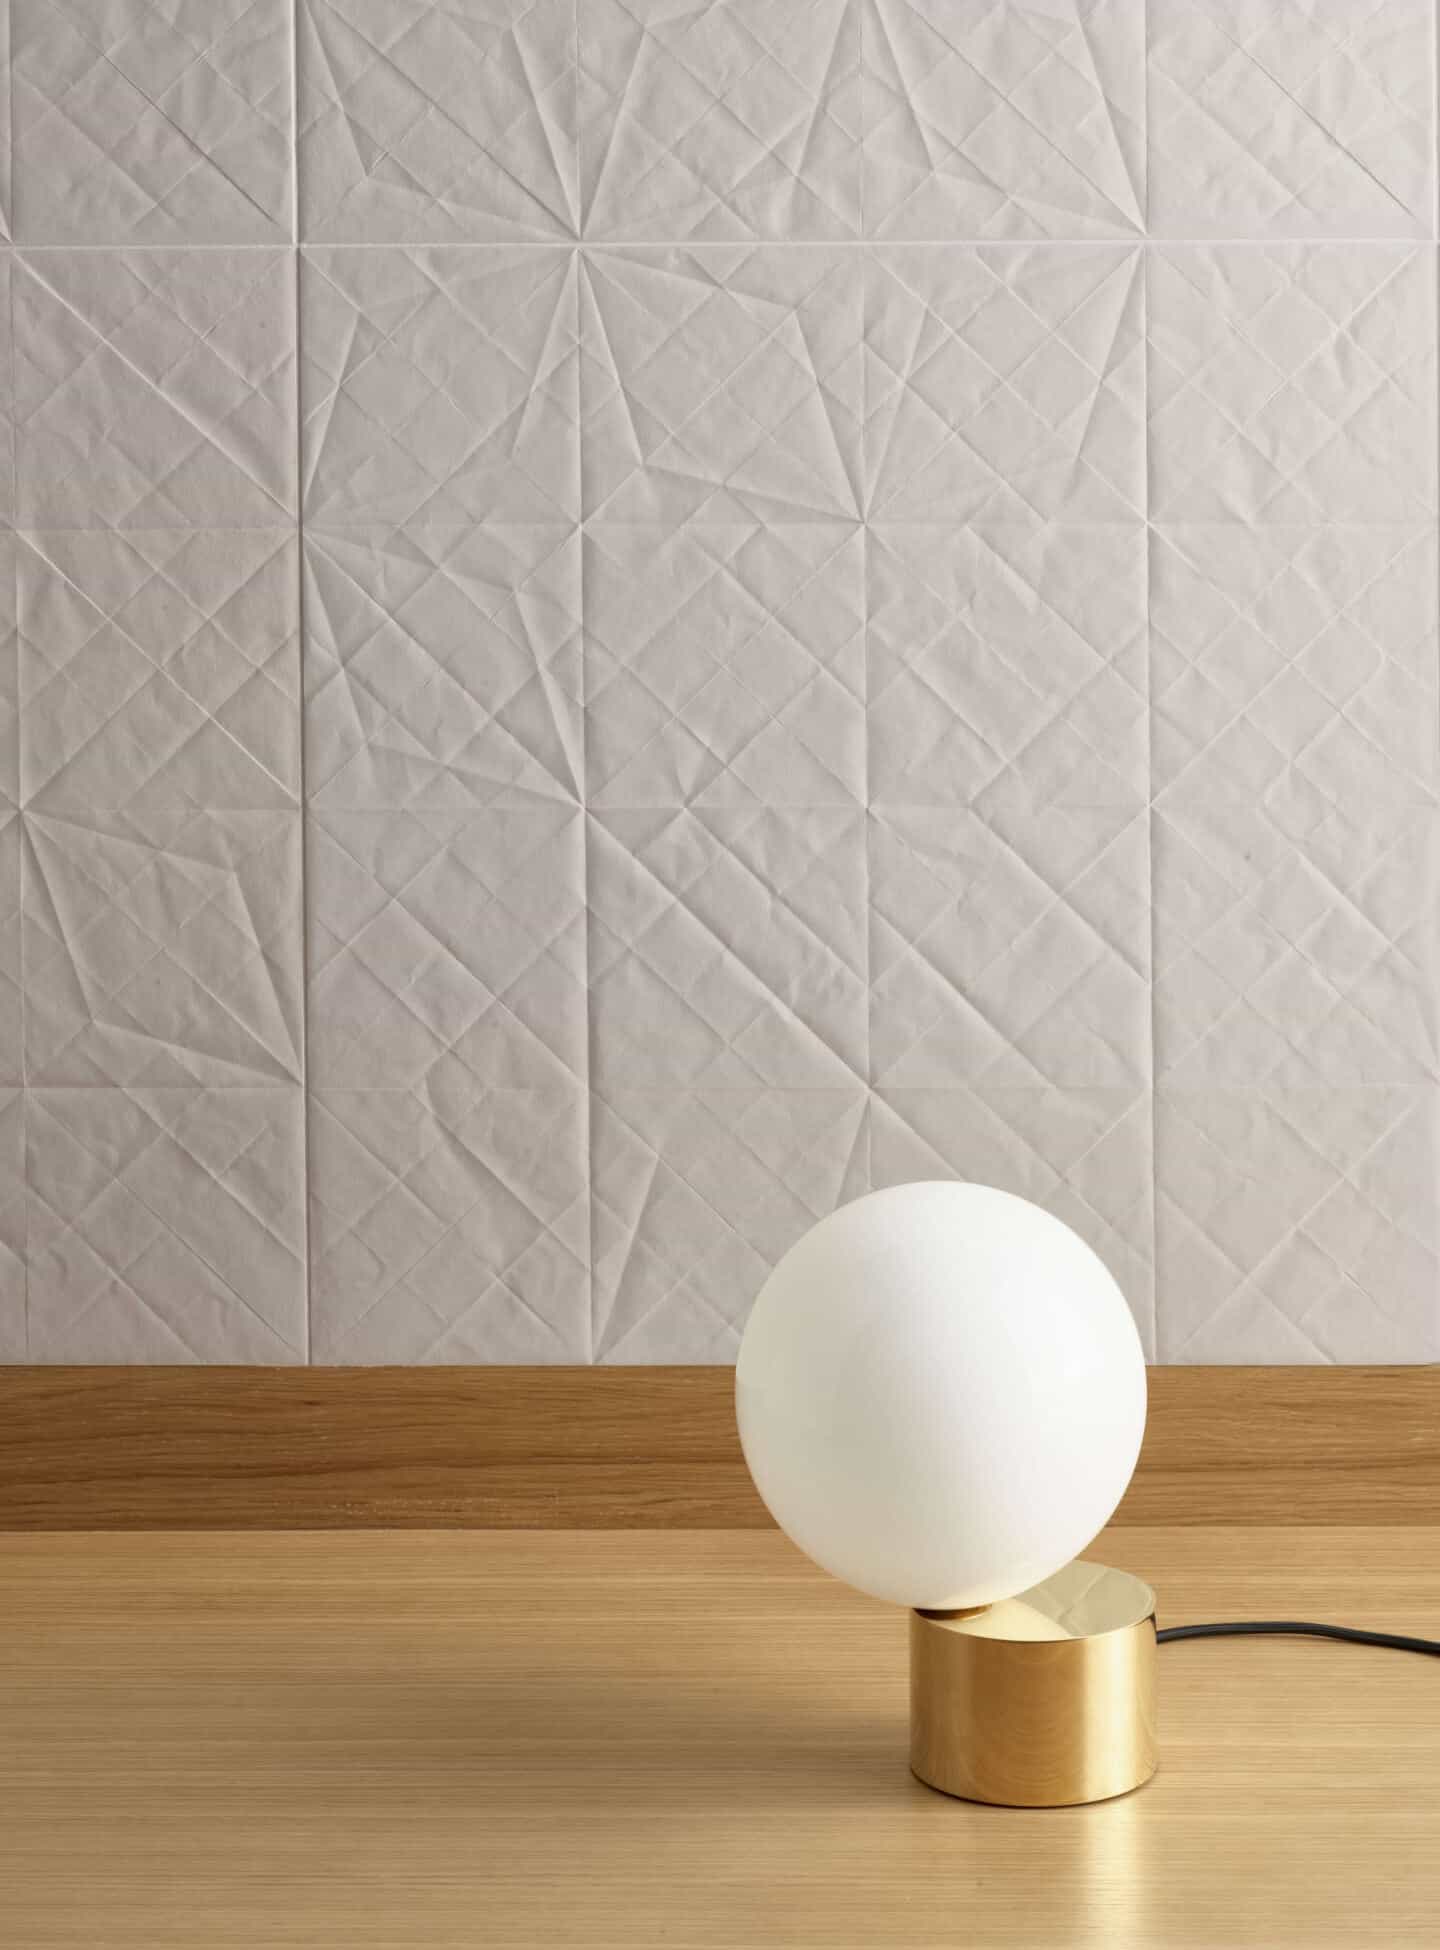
{"left": 2, "top": 0, "right": 1436, "bottom": 1364}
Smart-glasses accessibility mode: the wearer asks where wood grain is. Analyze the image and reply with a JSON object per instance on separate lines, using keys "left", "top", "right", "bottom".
{"left": 3, "top": 1524, "right": 1438, "bottom": 1948}
{"left": 0, "top": 1364, "right": 1436, "bottom": 1529}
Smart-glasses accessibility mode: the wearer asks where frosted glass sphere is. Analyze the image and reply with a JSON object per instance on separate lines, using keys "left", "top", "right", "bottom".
{"left": 735, "top": 1182, "right": 1146, "bottom": 1610}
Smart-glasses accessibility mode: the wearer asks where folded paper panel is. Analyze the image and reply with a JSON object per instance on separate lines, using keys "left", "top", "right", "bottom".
{"left": 585, "top": 519, "right": 865, "bottom": 809}
{"left": 12, "top": 0, "right": 292, "bottom": 244}
{"left": 870, "top": 1085, "right": 1154, "bottom": 1354}
{"left": 305, "top": 524, "right": 582, "bottom": 811}
{"left": 19, "top": 530, "right": 301, "bottom": 814}
{"left": 300, "top": 0, "right": 579, "bottom": 242}
{"left": 1155, "top": 1088, "right": 1440, "bottom": 1362}
{"left": 307, "top": 804, "right": 587, "bottom": 1094}
{"left": 863, "top": 0, "right": 1144, "bottom": 239}
{"left": 302, "top": 246, "right": 581, "bottom": 527}
{"left": 587, "top": 804, "right": 868, "bottom": 1093}
{"left": 1148, "top": 0, "right": 1432, "bottom": 240}
{"left": 25, "top": 1085, "right": 306, "bottom": 1362}
{"left": 580, "top": 0, "right": 861, "bottom": 241}
{"left": 309, "top": 1083, "right": 589, "bottom": 1362}
{"left": 2, "top": 0, "right": 1438, "bottom": 1365}
{"left": 590, "top": 1086, "right": 868, "bottom": 1361}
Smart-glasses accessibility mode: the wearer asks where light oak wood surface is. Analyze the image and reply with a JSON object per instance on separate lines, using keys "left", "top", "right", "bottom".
{"left": 3, "top": 1526, "right": 1438, "bottom": 1947}
{"left": 2, "top": 1364, "right": 1437, "bottom": 1527}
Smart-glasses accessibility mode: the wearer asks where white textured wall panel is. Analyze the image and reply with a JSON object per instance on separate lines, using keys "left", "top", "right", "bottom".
{"left": 1, "top": 0, "right": 1436, "bottom": 1362}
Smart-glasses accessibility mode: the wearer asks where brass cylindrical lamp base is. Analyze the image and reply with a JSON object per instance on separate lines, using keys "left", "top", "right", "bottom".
{"left": 910, "top": 1561, "right": 1157, "bottom": 1808}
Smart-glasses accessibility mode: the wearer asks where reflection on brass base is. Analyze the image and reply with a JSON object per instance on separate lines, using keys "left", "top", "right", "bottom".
{"left": 910, "top": 1561, "right": 1157, "bottom": 1808}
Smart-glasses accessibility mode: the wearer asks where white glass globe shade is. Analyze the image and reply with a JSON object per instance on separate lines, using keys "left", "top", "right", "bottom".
{"left": 735, "top": 1181, "right": 1146, "bottom": 1611}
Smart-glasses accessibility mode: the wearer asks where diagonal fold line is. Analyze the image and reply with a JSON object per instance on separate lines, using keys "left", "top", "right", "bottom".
{"left": 18, "top": 536, "right": 297, "bottom": 805}
{"left": 25, "top": 814, "right": 301, "bottom": 1083}
{"left": 307, "top": 532, "right": 580, "bottom": 802}
{"left": 594, "top": 1089, "right": 865, "bottom": 1355}
{"left": 315, "top": 1096, "right": 578, "bottom": 1353}
{"left": 19, "top": 257, "right": 294, "bottom": 520}
{"left": 22, "top": 30, "right": 286, "bottom": 232}
{"left": 594, "top": 819, "right": 867, "bottom": 1086}
{"left": 874, "top": 1087, "right": 1147, "bottom": 1251}
{"left": 1162, "top": 1087, "right": 1429, "bottom": 1343}
{"left": 1180, "top": 12, "right": 1423, "bottom": 224}
{"left": 30, "top": 1093, "right": 303, "bottom": 1354}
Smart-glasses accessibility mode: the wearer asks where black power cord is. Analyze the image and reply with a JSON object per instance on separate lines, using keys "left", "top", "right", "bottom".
{"left": 1158, "top": 1620, "right": 1440, "bottom": 1658}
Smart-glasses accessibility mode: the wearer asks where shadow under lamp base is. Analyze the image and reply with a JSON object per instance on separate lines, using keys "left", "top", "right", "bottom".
{"left": 910, "top": 1561, "right": 1157, "bottom": 1808}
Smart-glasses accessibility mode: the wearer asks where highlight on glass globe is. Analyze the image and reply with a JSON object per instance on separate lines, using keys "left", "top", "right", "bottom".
{"left": 735, "top": 1181, "right": 1147, "bottom": 1612}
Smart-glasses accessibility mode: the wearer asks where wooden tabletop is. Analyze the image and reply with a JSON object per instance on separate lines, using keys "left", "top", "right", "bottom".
{"left": 3, "top": 1526, "right": 1438, "bottom": 1948}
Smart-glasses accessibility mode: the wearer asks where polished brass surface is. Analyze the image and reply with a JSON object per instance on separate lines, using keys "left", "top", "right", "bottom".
{"left": 910, "top": 1560, "right": 1157, "bottom": 1808}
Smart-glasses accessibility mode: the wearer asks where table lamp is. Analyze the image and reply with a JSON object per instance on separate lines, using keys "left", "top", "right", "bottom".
{"left": 735, "top": 1180, "right": 1154, "bottom": 1808}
